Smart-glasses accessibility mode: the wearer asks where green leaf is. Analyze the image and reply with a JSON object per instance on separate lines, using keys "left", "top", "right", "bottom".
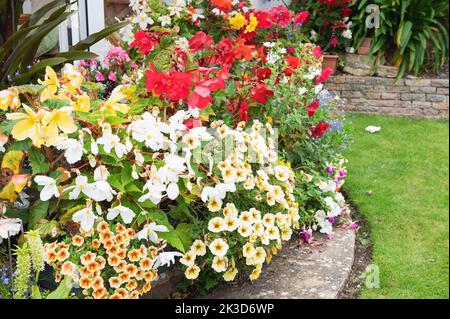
{"left": 175, "top": 223, "right": 194, "bottom": 251}
{"left": 0, "top": 120, "right": 15, "bottom": 135}
{"left": 31, "top": 285, "right": 43, "bottom": 299}
{"left": 46, "top": 277, "right": 73, "bottom": 299}
{"left": 29, "top": 200, "right": 50, "bottom": 229}
{"left": 28, "top": 149, "right": 50, "bottom": 175}
{"left": 159, "top": 231, "right": 186, "bottom": 253}
{"left": 13, "top": 58, "right": 68, "bottom": 85}
{"left": 70, "top": 21, "right": 129, "bottom": 51}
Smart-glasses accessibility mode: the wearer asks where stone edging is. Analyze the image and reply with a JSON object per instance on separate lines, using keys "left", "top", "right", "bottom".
{"left": 200, "top": 228, "right": 355, "bottom": 299}
{"left": 326, "top": 76, "right": 449, "bottom": 119}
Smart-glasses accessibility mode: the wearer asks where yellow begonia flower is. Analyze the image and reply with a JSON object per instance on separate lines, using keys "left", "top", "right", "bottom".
{"left": 39, "top": 66, "right": 60, "bottom": 102}
{"left": 61, "top": 64, "right": 84, "bottom": 93}
{"left": 245, "top": 13, "right": 258, "bottom": 33}
{"left": 0, "top": 88, "right": 21, "bottom": 110}
{"left": 100, "top": 86, "right": 130, "bottom": 115}
{"left": 229, "top": 13, "right": 246, "bottom": 30}
{"left": 43, "top": 107, "right": 78, "bottom": 146}
{"left": 71, "top": 94, "right": 91, "bottom": 112}
{"left": 6, "top": 105, "right": 49, "bottom": 147}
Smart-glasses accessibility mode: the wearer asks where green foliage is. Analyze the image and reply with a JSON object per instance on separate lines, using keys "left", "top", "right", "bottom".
{"left": 350, "top": 0, "right": 449, "bottom": 79}
{"left": 0, "top": 0, "right": 128, "bottom": 88}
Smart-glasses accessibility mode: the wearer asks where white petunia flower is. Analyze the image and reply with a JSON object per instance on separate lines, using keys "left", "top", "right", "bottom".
{"left": 34, "top": 176, "right": 60, "bottom": 201}
{"left": 175, "top": 37, "right": 189, "bottom": 51}
{"left": 107, "top": 205, "right": 136, "bottom": 224}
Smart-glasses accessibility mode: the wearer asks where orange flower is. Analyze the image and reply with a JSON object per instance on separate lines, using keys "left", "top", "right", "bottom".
{"left": 61, "top": 261, "right": 77, "bottom": 276}
{"left": 46, "top": 251, "right": 57, "bottom": 263}
{"left": 56, "top": 248, "right": 69, "bottom": 262}
{"left": 109, "top": 276, "right": 122, "bottom": 289}
{"left": 57, "top": 242, "right": 69, "bottom": 250}
{"left": 72, "top": 235, "right": 84, "bottom": 247}
{"left": 55, "top": 273, "right": 62, "bottom": 282}
{"left": 110, "top": 293, "right": 123, "bottom": 299}
{"left": 115, "top": 288, "right": 128, "bottom": 299}
{"left": 117, "top": 249, "right": 127, "bottom": 260}
{"left": 97, "top": 221, "right": 109, "bottom": 233}
{"left": 79, "top": 276, "right": 93, "bottom": 289}
{"left": 107, "top": 245, "right": 119, "bottom": 256}
{"left": 129, "top": 291, "right": 140, "bottom": 299}
{"left": 86, "top": 261, "right": 100, "bottom": 273}
{"left": 96, "top": 256, "right": 106, "bottom": 269}
{"left": 92, "top": 287, "right": 108, "bottom": 299}
{"left": 116, "top": 223, "right": 126, "bottom": 233}
{"left": 81, "top": 252, "right": 96, "bottom": 265}
{"left": 144, "top": 271, "right": 154, "bottom": 283}
{"left": 127, "top": 249, "right": 141, "bottom": 262}
{"left": 125, "top": 264, "right": 137, "bottom": 277}
{"left": 148, "top": 247, "right": 158, "bottom": 258}
{"left": 114, "top": 260, "right": 127, "bottom": 273}
{"left": 100, "top": 231, "right": 113, "bottom": 243}
{"left": 114, "top": 233, "right": 126, "bottom": 245}
{"left": 118, "top": 271, "right": 131, "bottom": 283}
{"left": 139, "top": 245, "right": 148, "bottom": 257}
{"left": 135, "top": 269, "right": 145, "bottom": 281}
{"left": 108, "top": 255, "right": 120, "bottom": 267}
{"left": 126, "top": 279, "right": 138, "bottom": 291}
{"left": 79, "top": 266, "right": 91, "bottom": 277}
{"left": 125, "top": 228, "right": 135, "bottom": 239}
{"left": 103, "top": 239, "right": 114, "bottom": 250}
{"left": 92, "top": 277, "right": 104, "bottom": 290}
{"left": 142, "top": 282, "right": 152, "bottom": 293}
{"left": 92, "top": 239, "right": 101, "bottom": 249}
{"left": 139, "top": 258, "right": 153, "bottom": 271}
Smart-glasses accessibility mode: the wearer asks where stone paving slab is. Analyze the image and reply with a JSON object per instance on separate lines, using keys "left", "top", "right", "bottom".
{"left": 201, "top": 228, "right": 355, "bottom": 299}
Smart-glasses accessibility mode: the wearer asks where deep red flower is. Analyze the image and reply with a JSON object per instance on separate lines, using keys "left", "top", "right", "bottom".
{"left": 342, "top": 8, "right": 352, "bottom": 17}
{"left": 311, "top": 122, "right": 330, "bottom": 138}
{"left": 184, "top": 118, "right": 203, "bottom": 129}
{"left": 287, "top": 55, "right": 302, "bottom": 69}
{"left": 130, "top": 31, "right": 158, "bottom": 55}
{"left": 251, "top": 83, "right": 274, "bottom": 104}
{"left": 238, "top": 101, "right": 250, "bottom": 121}
{"left": 188, "top": 77, "right": 226, "bottom": 109}
{"left": 256, "top": 68, "right": 272, "bottom": 81}
{"left": 330, "top": 37, "right": 339, "bottom": 48}
{"left": 268, "top": 5, "right": 292, "bottom": 28}
{"left": 316, "top": 68, "right": 333, "bottom": 84}
{"left": 294, "top": 11, "right": 310, "bottom": 25}
{"left": 145, "top": 65, "right": 194, "bottom": 101}
{"left": 254, "top": 11, "right": 273, "bottom": 29}
{"left": 189, "top": 31, "right": 214, "bottom": 53}
{"left": 308, "top": 100, "right": 320, "bottom": 118}
{"left": 211, "top": 0, "right": 233, "bottom": 11}
{"left": 313, "top": 46, "right": 323, "bottom": 59}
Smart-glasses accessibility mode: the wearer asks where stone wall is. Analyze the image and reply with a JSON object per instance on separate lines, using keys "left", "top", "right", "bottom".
{"left": 326, "top": 76, "right": 449, "bottom": 119}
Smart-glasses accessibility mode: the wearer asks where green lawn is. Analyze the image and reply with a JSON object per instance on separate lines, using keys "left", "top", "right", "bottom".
{"left": 344, "top": 114, "right": 449, "bottom": 299}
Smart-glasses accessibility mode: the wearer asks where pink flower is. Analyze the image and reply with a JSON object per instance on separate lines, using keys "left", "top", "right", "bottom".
{"left": 95, "top": 72, "right": 105, "bottom": 82}
{"left": 108, "top": 72, "right": 117, "bottom": 82}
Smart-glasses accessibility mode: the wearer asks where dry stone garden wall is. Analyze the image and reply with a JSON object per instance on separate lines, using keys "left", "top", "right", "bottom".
{"left": 326, "top": 76, "right": 449, "bottom": 119}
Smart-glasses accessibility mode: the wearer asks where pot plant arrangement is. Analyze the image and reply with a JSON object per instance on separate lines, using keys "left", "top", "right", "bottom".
{"left": 0, "top": 0, "right": 354, "bottom": 299}
{"left": 350, "top": 0, "right": 449, "bottom": 79}
{"left": 289, "top": 0, "right": 354, "bottom": 74}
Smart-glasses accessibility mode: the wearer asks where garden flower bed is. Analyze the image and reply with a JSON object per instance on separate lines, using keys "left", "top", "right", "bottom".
{"left": 1, "top": 0, "right": 356, "bottom": 299}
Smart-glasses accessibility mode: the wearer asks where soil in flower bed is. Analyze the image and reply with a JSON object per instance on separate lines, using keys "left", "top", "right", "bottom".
{"left": 338, "top": 194, "right": 373, "bottom": 299}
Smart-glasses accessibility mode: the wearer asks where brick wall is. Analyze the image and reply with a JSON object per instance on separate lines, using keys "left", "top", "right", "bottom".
{"left": 326, "top": 76, "right": 449, "bottom": 119}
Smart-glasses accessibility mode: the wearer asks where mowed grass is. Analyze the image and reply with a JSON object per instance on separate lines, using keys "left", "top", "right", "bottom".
{"left": 344, "top": 114, "right": 449, "bottom": 299}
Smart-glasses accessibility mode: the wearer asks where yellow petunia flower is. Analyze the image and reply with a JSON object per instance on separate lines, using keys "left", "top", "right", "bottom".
{"left": 39, "top": 66, "right": 60, "bottom": 102}
{"left": 0, "top": 87, "right": 21, "bottom": 110}
{"left": 245, "top": 13, "right": 258, "bottom": 33}
{"left": 6, "top": 105, "right": 49, "bottom": 147}
{"left": 229, "top": 13, "right": 246, "bottom": 30}
{"left": 100, "top": 86, "right": 130, "bottom": 115}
